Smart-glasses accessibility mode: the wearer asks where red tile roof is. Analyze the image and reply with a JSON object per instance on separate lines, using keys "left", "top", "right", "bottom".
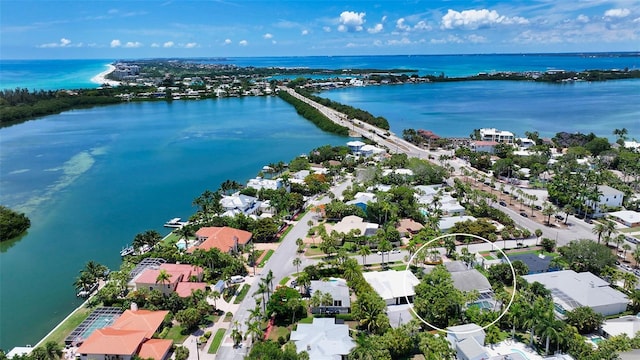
{"left": 138, "top": 339, "right": 173, "bottom": 360}
{"left": 77, "top": 328, "right": 146, "bottom": 355}
{"left": 175, "top": 282, "right": 208, "bottom": 298}
{"left": 111, "top": 310, "right": 169, "bottom": 339}
{"left": 160, "top": 263, "right": 203, "bottom": 281}
{"left": 472, "top": 140, "right": 499, "bottom": 146}
{"left": 135, "top": 269, "right": 183, "bottom": 287}
{"left": 190, "top": 226, "right": 252, "bottom": 253}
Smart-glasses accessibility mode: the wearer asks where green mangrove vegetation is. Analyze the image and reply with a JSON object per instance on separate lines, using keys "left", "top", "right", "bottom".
{"left": 0, "top": 205, "right": 31, "bottom": 242}
{"left": 277, "top": 90, "right": 349, "bottom": 136}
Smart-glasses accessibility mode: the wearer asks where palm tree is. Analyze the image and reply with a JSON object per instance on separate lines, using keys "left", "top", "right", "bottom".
{"left": 155, "top": 269, "right": 172, "bottom": 289}
{"left": 535, "top": 229, "right": 543, "bottom": 246}
{"left": 296, "top": 237, "right": 304, "bottom": 253}
{"left": 538, "top": 318, "right": 563, "bottom": 355}
{"left": 378, "top": 238, "right": 392, "bottom": 266}
{"left": 542, "top": 203, "right": 555, "bottom": 225}
{"left": 41, "top": 340, "right": 63, "bottom": 360}
{"left": 633, "top": 245, "right": 640, "bottom": 268}
{"left": 293, "top": 257, "right": 302, "bottom": 274}
{"left": 614, "top": 234, "right": 626, "bottom": 253}
{"left": 592, "top": 222, "right": 607, "bottom": 244}
{"left": 297, "top": 272, "right": 311, "bottom": 296}
{"left": 245, "top": 319, "right": 263, "bottom": 345}
{"left": 210, "top": 290, "right": 221, "bottom": 309}
{"left": 562, "top": 204, "right": 573, "bottom": 224}
{"left": 263, "top": 270, "right": 274, "bottom": 300}
{"left": 231, "top": 322, "right": 243, "bottom": 348}
{"left": 358, "top": 245, "right": 371, "bottom": 266}
{"left": 254, "top": 282, "right": 268, "bottom": 313}
{"left": 343, "top": 258, "right": 360, "bottom": 282}
{"left": 621, "top": 243, "right": 632, "bottom": 263}
{"left": 623, "top": 272, "right": 638, "bottom": 292}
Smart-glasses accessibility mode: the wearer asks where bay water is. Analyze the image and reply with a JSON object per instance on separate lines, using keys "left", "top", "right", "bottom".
{"left": 0, "top": 54, "right": 639, "bottom": 349}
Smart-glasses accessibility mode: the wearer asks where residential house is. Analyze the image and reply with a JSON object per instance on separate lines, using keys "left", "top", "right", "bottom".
{"left": 438, "top": 216, "right": 478, "bottom": 233}
{"left": 395, "top": 218, "right": 424, "bottom": 238}
{"left": 362, "top": 270, "right": 420, "bottom": 305}
{"left": 246, "top": 177, "right": 289, "bottom": 192}
{"left": 446, "top": 324, "right": 488, "bottom": 360}
{"left": 77, "top": 309, "right": 172, "bottom": 360}
{"left": 359, "top": 144, "right": 385, "bottom": 157}
{"left": 602, "top": 315, "right": 640, "bottom": 339}
{"left": 220, "top": 193, "right": 261, "bottom": 217}
{"left": 470, "top": 140, "right": 499, "bottom": 154}
{"left": 133, "top": 263, "right": 205, "bottom": 297}
{"left": 346, "top": 140, "right": 366, "bottom": 154}
{"left": 190, "top": 226, "right": 252, "bottom": 253}
{"left": 479, "top": 128, "right": 514, "bottom": 144}
{"left": 345, "top": 192, "right": 376, "bottom": 211}
{"left": 331, "top": 215, "right": 379, "bottom": 237}
{"left": 522, "top": 270, "right": 628, "bottom": 316}
{"left": 290, "top": 318, "right": 355, "bottom": 360}
{"left": 586, "top": 185, "right": 624, "bottom": 217}
{"left": 309, "top": 278, "right": 351, "bottom": 315}
{"left": 609, "top": 210, "right": 640, "bottom": 228}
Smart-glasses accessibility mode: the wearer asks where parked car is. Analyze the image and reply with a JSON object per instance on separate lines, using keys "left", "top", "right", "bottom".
{"left": 230, "top": 275, "right": 245, "bottom": 284}
{"left": 290, "top": 279, "right": 298, "bottom": 287}
{"left": 520, "top": 212, "right": 528, "bottom": 217}
{"left": 554, "top": 215, "right": 564, "bottom": 221}
{"left": 390, "top": 249, "right": 401, "bottom": 254}
{"left": 627, "top": 236, "right": 639, "bottom": 244}
{"left": 499, "top": 201, "right": 507, "bottom": 206}
{"left": 376, "top": 251, "right": 389, "bottom": 255}
{"left": 534, "top": 205, "right": 542, "bottom": 210}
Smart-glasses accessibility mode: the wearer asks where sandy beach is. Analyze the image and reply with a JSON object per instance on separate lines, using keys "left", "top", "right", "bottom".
{"left": 90, "top": 64, "right": 120, "bottom": 87}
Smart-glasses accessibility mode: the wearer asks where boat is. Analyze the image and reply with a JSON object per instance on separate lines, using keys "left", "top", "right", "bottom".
{"left": 164, "top": 217, "right": 187, "bottom": 228}
{"left": 120, "top": 245, "right": 134, "bottom": 257}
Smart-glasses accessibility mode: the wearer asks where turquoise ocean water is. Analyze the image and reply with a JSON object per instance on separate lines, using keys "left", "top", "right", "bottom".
{"left": 0, "top": 54, "right": 639, "bottom": 349}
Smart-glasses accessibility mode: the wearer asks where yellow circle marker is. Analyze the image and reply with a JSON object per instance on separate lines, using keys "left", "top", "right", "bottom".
{"left": 404, "top": 232, "right": 517, "bottom": 335}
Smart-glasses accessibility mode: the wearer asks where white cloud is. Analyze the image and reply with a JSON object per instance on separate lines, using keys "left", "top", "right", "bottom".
{"left": 124, "top": 41, "right": 142, "bottom": 48}
{"left": 414, "top": 21, "right": 431, "bottom": 31}
{"left": 577, "top": 14, "right": 590, "bottom": 23}
{"left": 224, "top": 39, "right": 232, "bottom": 45}
{"left": 323, "top": 26, "right": 331, "bottom": 32}
{"left": 338, "top": 11, "right": 366, "bottom": 32}
{"left": 151, "top": 43, "right": 160, "bottom": 48}
{"left": 467, "top": 34, "right": 487, "bottom": 43}
{"left": 381, "top": 15, "right": 387, "bottom": 22}
{"left": 604, "top": 8, "right": 631, "bottom": 18}
{"left": 387, "top": 37, "right": 411, "bottom": 45}
{"left": 301, "top": 29, "right": 309, "bottom": 35}
{"left": 110, "top": 39, "right": 121, "bottom": 48}
{"left": 368, "top": 23, "right": 383, "bottom": 34}
{"left": 184, "top": 42, "right": 197, "bottom": 48}
{"left": 441, "top": 9, "right": 528, "bottom": 30}
{"left": 430, "top": 35, "right": 464, "bottom": 44}
{"left": 396, "top": 18, "right": 410, "bottom": 31}
{"left": 239, "top": 40, "right": 248, "bottom": 46}
{"left": 272, "top": 40, "right": 277, "bottom": 44}
{"left": 263, "top": 33, "right": 273, "bottom": 39}
{"left": 37, "top": 38, "right": 75, "bottom": 48}
{"left": 163, "top": 41, "right": 174, "bottom": 48}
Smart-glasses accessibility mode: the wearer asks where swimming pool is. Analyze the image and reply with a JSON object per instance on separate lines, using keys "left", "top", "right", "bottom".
{"left": 510, "top": 348, "right": 531, "bottom": 360}
{"left": 471, "top": 300, "right": 493, "bottom": 310}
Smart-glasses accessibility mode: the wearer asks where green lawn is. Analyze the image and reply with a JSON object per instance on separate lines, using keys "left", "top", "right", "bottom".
{"left": 279, "top": 276, "right": 290, "bottom": 285}
{"left": 207, "top": 329, "right": 226, "bottom": 354}
{"left": 234, "top": 284, "right": 250, "bottom": 304}
{"left": 507, "top": 249, "right": 558, "bottom": 258}
{"left": 279, "top": 225, "right": 294, "bottom": 241}
{"left": 298, "top": 316, "right": 314, "bottom": 324}
{"left": 162, "top": 231, "right": 180, "bottom": 245}
{"left": 267, "top": 325, "right": 291, "bottom": 341}
{"left": 390, "top": 264, "right": 409, "bottom": 271}
{"left": 259, "top": 249, "right": 274, "bottom": 267}
{"left": 304, "top": 246, "right": 325, "bottom": 256}
{"left": 223, "top": 312, "right": 234, "bottom": 322}
{"left": 164, "top": 325, "right": 190, "bottom": 344}
{"left": 40, "top": 306, "right": 91, "bottom": 345}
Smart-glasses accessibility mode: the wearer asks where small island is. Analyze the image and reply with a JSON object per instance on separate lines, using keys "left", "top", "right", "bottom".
{"left": 0, "top": 205, "right": 31, "bottom": 241}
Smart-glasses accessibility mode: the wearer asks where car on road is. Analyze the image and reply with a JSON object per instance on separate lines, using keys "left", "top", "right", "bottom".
{"left": 390, "top": 249, "right": 401, "bottom": 254}
{"left": 585, "top": 218, "right": 593, "bottom": 224}
{"left": 554, "top": 214, "right": 564, "bottom": 221}
{"left": 534, "top": 205, "right": 542, "bottom": 210}
{"left": 290, "top": 279, "right": 298, "bottom": 287}
{"left": 377, "top": 251, "right": 389, "bottom": 255}
{"left": 627, "top": 236, "right": 639, "bottom": 244}
{"left": 520, "top": 212, "right": 528, "bottom": 217}
{"left": 499, "top": 201, "right": 507, "bottom": 206}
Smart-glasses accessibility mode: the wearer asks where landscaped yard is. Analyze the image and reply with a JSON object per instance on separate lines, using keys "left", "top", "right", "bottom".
{"left": 267, "top": 325, "right": 291, "bottom": 341}
{"left": 234, "top": 284, "right": 250, "bottom": 304}
{"left": 40, "top": 306, "right": 91, "bottom": 345}
{"left": 163, "top": 325, "right": 189, "bottom": 344}
{"left": 279, "top": 276, "right": 290, "bottom": 285}
{"left": 259, "top": 249, "right": 274, "bottom": 267}
{"left": 207, "top": 329, "right": 226, "bottom": 354}
{"left": 304, "top": 246, "right": 325, "bottom": 256}
{"left": 162, "top": 231, "right": 180, "bottom": 245}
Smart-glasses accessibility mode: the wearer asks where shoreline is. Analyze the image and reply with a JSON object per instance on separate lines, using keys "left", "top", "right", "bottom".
{"left": 90, "top": 64, "right": 120, "bottom": 87}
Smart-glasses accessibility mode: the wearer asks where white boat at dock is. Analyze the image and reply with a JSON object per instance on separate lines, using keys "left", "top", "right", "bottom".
{"left": 120, "top": 245, "right": 134, "bottom": 257}
{"left": 164, "top": 217, "right": 188, "bottom": 228}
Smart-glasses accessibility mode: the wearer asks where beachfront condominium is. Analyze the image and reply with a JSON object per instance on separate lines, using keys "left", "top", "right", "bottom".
{"left": 479, "top": 128, "right": 514, "bottom": 144}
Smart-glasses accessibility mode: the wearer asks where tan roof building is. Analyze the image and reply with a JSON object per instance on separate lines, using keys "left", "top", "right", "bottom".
{"left": 190, "top": 226, "right": 252, "bottom": 253}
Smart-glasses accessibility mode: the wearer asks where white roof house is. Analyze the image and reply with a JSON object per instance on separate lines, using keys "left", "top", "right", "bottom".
{"left": 522, "top": 270, "right": 628, "bottom": 316}
{"left": 602, "top": 315, "right": 640, "bottom": 338}
{"left": 609, "top": 210, "right": 640, "bottom": 227}
{"left": 331, "top": 215, "right": 379, "bottom": 237}
{"left": 309, "top": 278, "right": 351, "bottom": 314}
{"left": 382, "top": 168, "right": 414, "bottom": 177}
{"left": 362, "top": 270, "right": 420, "bottom": 305}
{"left": 220, "top": 193, "right": 261, "bottom": 216}
{"left": 438, "top": 216, "right": 477, "bottom": 232}
{"left": 447, "top": 324, "right": 488, "bottom": 360}
{"left": 290, "top": 318, "right": 355, "bottom": 360}
{"left": 246, "top": 177, "right": 288, "bottom": 192}
{"left": 346, "top": 192, "right": 377, "bottom": 209}
{"left": 450, "top": 269, "right": 492, "bottom": 294}
{"left": 479, "top": 128, "right": 514, "bottom": 144}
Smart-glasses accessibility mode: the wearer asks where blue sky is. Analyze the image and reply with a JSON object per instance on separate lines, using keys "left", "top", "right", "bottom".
{"left": 1, "top": 0, "right": 639, "bottom": 59}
